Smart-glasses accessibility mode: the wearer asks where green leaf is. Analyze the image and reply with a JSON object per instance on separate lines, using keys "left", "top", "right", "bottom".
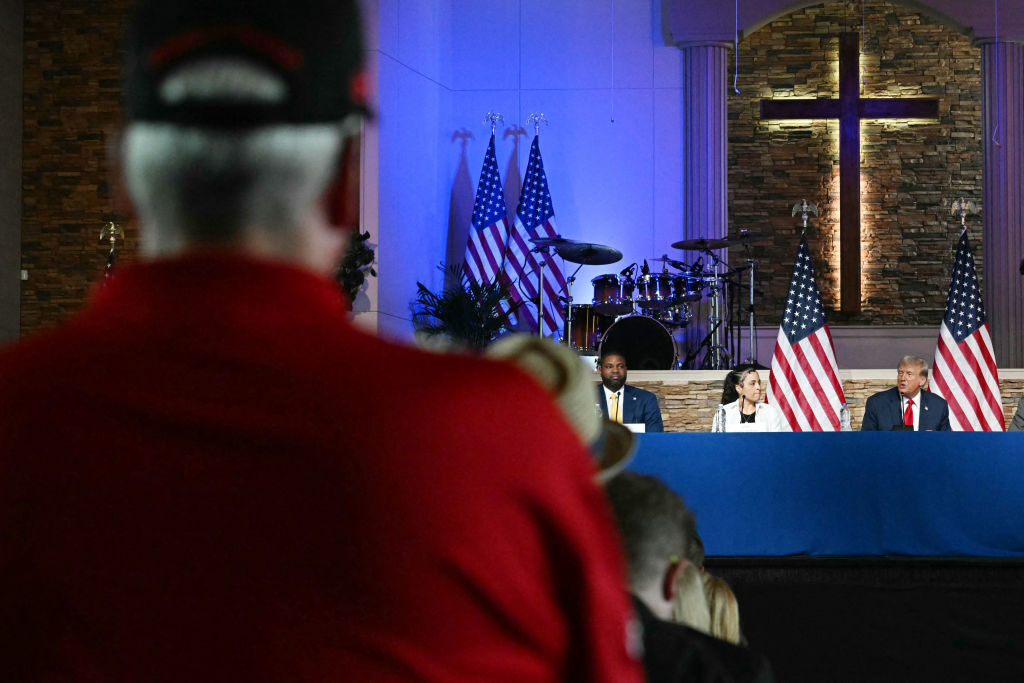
{"left": 410, "top": 264, "right": 523, "bottom": 350}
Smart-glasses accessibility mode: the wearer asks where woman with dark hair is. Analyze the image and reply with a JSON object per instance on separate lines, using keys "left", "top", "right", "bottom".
{"left": 711, "top": 366, "right": 789, "bottom": 432}
{"left": 720, "top": 368, "right": 742, "bottom": 405}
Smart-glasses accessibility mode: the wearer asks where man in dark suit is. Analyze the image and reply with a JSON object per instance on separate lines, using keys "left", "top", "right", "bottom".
{"left": 606, "top": 472, "right": 775, "bottom": 683}
{"left": 597, "top": 348, "right": 664, "bottom": 432}
{"left": 861, "top": 355, "right": 951, "bottom": 431}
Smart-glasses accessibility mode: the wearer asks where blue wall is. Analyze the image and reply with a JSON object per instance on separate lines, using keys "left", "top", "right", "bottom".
{"left": 371, "top": 0, "right": 686, "bottom": 340}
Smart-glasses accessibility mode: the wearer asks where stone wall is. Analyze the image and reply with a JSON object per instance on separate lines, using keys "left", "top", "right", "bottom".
{"left": 727, "top": 0, "right": 982, "bottom": 326}
{"left": 625, "top": 374, "right": 1024, "bottom": 432}
{"left": 21, "top": 0, "right": 135, "bottom": 336}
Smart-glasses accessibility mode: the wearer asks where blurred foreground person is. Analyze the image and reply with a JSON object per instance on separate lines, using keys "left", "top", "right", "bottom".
{"left": 606, "top": 473, "right": 774, "bottom": 683}
{"left": 0, "top": 2, "right": 641, "bottom": 680}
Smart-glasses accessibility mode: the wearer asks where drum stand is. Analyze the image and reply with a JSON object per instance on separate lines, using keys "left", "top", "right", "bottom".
{"left": 562, "top": 262, "right": 585, "bottom": 347}
{"left": 700, "top": 249, "right": 731, "bottom": 371}
{"left": 530, "top": 244, "right": 552, "bottom": 338}
{"left": 526, "top": 235, "right": 623, "bottom": 345}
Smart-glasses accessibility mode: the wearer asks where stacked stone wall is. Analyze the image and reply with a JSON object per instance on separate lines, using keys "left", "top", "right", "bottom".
{"left": 728, "top": 0, "right": 982, "bottom": 326}
{"left": 21, "top": 0, "right": 134, "bottom": 335}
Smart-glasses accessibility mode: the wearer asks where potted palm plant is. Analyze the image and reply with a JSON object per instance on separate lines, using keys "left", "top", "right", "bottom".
{"left": 411, "top": 264, "right": 523, "bottom": 351}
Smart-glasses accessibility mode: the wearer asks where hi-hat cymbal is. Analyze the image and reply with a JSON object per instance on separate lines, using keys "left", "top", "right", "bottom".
{"left": 671, "top": 237, "right": 731, "bottom": 251}
{"left": 556, "top": 242, "right": 622, "bottom": 266}
{"left": 650, "top": 255, "right": 689, "bottom": 269}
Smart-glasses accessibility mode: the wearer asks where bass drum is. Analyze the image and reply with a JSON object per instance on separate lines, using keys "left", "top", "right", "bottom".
{"left": 599, "top": 315, "right": 677, "bottom": 370}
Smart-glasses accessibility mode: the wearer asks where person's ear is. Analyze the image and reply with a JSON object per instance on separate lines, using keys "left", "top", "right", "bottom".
{"left": 661, "top": 556, "right": 687, "bottom": 602}
{"left": 323, "top": 134, "right": 360, "bottom": 231}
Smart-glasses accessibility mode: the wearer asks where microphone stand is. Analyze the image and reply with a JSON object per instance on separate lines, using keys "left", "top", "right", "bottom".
{"left": 740, "top": 228, "right": 758, "bottom": 366}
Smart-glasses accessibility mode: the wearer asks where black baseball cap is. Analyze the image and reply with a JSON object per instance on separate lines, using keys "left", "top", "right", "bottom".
{"left": 123, "top": 0, "right": 369, "bottom": 127}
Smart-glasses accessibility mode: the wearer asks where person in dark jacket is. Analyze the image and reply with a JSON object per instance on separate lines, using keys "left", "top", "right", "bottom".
{"left": 606, "top": 472, "right": 775, "bottom": 683}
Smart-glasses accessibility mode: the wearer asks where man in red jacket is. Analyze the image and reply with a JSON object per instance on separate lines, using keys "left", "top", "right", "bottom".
{"left": 0, "top": 2, "right": 642, "bottom": 680}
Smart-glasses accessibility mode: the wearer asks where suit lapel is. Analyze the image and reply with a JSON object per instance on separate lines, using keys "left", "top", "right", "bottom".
{"left": 919, "top": 392, "right": 932, "bottom": 430}
{"left": 892, "top": 389, "right": 904, "bottom": 428}
{"left": 622, "top": 386, "right": 632, "bottom": 424}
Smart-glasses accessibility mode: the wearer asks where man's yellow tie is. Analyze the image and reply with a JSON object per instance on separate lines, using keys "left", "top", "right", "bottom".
{"left": 610, "top": 393, "right": 622, "bottom": 423}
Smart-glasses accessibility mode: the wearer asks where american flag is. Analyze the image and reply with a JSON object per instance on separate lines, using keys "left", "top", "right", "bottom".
{"left": 463, "top": 134, "right": 514, "bottom": 306}
{"left": 766, "top": 234, "right": 846, "bottom": 431}
{"left": 507, "top": 135, "right": 567, "bottom": 337}
{"left": 930, "top": 231, "right": 1004, "bottom": 431}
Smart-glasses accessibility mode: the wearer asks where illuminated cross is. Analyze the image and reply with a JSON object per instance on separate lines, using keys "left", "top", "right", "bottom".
{"left": 760, "top": 33, "right": 938, "bottom": 314}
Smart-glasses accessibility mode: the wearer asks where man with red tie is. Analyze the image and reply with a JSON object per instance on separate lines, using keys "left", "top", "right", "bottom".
{"left": 861, "top": 356, "right": 952, "bottom": 431}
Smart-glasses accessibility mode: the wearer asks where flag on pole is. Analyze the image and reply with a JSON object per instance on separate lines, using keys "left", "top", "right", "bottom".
{"left": 766, "top": 234, "right": 846, "bottom": 431}
{"left": 506, "top": 135, "right": 567, "bottom": 337}
{"left": 930, "top": 231, "right": 1004, "bottom": 431}
{"left": 463, "top": 134, "right": 515, "bottom": 302}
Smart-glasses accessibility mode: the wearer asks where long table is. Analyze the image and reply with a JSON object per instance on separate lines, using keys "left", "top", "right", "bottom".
{"left": 627, "top": 432, "right": 1024, "bottom": 557}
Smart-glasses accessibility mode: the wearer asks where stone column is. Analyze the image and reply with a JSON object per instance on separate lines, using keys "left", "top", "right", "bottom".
{"left": 678, "top": 41, "right": 731, "bottom": 367}
{"left": 979, "top": 40, "right": 1024, "bottom": 368}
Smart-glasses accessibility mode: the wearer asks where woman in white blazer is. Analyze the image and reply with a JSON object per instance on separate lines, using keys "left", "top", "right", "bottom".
{"left": 711, "top": 367, "right": 790, "bottom": 432}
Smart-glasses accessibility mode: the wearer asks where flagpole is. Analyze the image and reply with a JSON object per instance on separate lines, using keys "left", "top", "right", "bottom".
{"left": 951, "top": 197, "right": 977, "bottom": 235}
{"left": 527, "top": 113, "right": 549, "bottom": 338}
{"left": 483, "top": 112, "right": 508, "bottom": 273}
{"left": 99, "top": 221, "right": 123, "bottom": 281}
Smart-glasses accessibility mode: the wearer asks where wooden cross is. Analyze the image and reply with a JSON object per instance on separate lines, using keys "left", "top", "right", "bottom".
{"left": 760, "top": 33, "right": 938, "bottom": 314}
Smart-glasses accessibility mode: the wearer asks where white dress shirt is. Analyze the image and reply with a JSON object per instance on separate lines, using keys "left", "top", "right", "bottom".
{"left": 711, "top": 399, "right": 791, "bottom": 432}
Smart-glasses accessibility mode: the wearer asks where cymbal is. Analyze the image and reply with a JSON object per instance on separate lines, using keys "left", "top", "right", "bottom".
{"left": 556, "top": 242, "right": 622, "bottom": 266}
{"left": 670, "top": 237, "right": 731, "bottom": 251}
{"left": 529, "top": 235, "right": 578, "bottom": 249}
{"left": 650, "top": 255, "right": 689, "bottom": 269}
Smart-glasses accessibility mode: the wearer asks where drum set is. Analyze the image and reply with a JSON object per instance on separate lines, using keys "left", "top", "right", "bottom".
{"left": 530, "top": 233, "right": 760, "bottom": 370}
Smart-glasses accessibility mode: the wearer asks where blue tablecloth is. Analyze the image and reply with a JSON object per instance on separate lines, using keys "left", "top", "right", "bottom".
{"left": 627, "top": 433, "right": 1024, "bottom": 557}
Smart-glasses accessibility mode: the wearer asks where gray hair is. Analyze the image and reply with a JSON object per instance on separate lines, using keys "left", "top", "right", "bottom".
{"left": 121, "top": 59, "right": 353, "bottom": 256}
{"left": 605, "top": 472, "right": 697, "bottom": 592}
{"left": 898, "top": 355, "right": 929, "bottom": 377}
